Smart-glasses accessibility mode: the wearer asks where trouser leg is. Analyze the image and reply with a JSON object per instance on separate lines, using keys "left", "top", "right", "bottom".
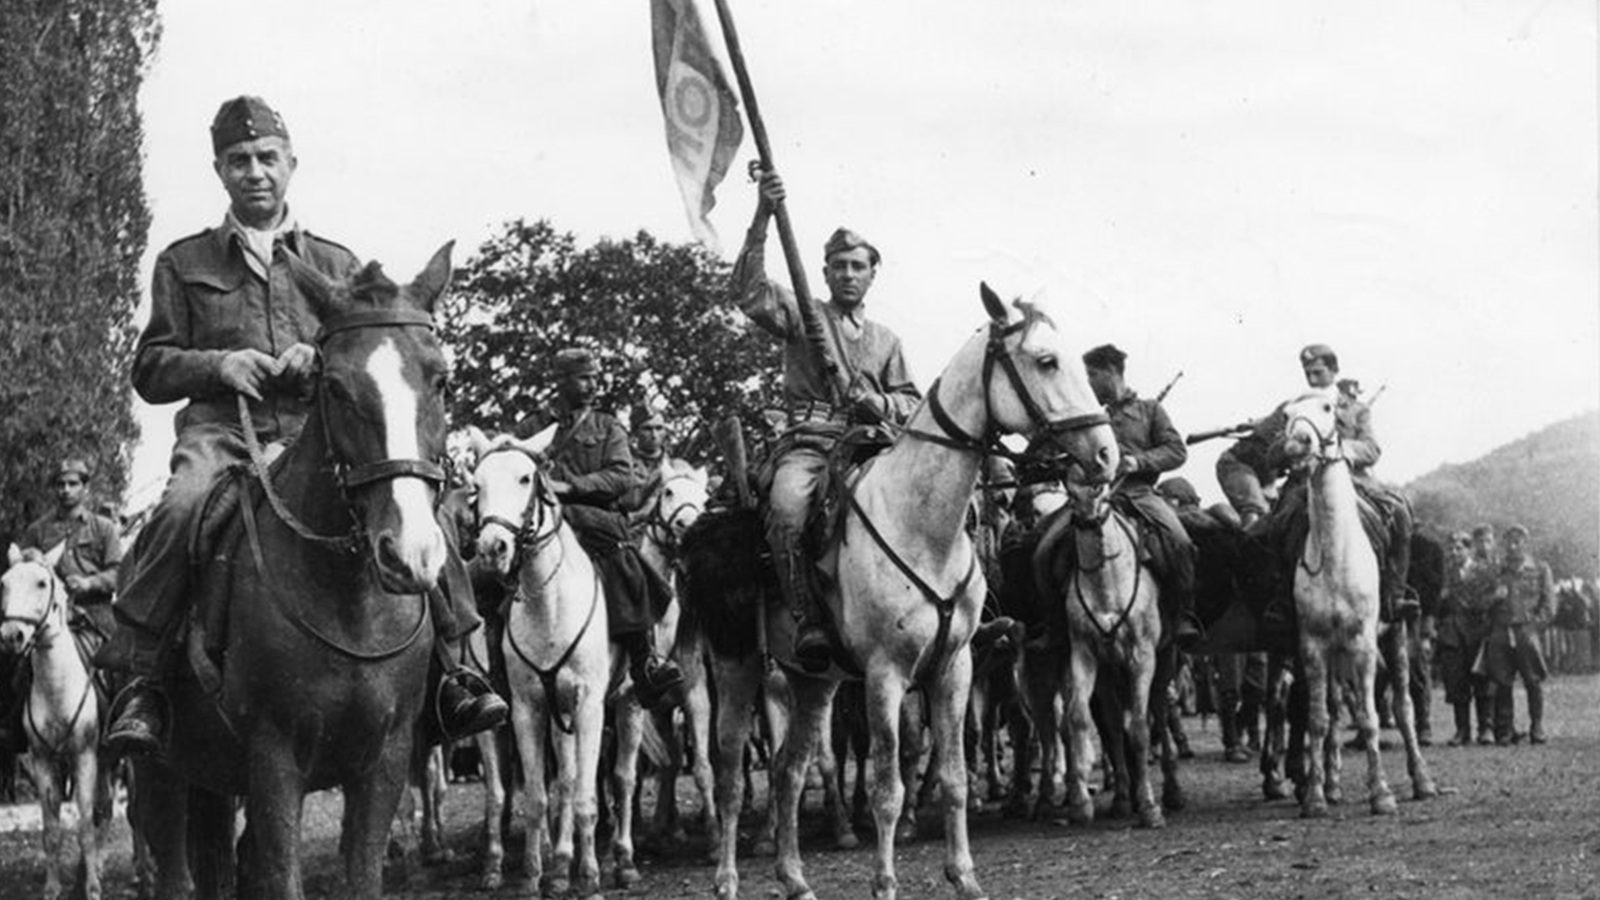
{"left": 766, "top": 447, "right": 831, "bottom": 670}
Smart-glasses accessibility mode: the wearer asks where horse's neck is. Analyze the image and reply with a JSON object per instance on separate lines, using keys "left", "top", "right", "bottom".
{"left": 31, "top": 613, "right": 88, "bottom": 700}
{"left": 273, "top": 412, "right": 359, "bottom": 537}
{"left": 1074, "top": 509, "right": 1138, "bottom": 587}
{"left": 516, "top": 523, "right": 596, "bottom": 630}
{"left": 1307, "top": 458, "right": 1362, "bottom": 555}
{"left": 869, "top": 410, "right": 981, "bottom": 556}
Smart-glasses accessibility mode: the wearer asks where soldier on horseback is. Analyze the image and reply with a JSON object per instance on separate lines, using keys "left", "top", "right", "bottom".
{"left": 1214, "top": 343, "right": 1415, "bottom": 631}
{"left": 520, "top": 349, "right": 684, "bottom": 710}
{"left": 731, "top": 165, "right": 921, "bottom": 672}
{"left": 96, "top": 96, "right": 507, "bottom": 753}
{"left": 0, "top": 457, "right": 123, "bottom": 752}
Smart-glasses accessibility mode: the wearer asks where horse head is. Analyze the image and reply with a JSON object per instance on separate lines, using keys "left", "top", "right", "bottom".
{"left": 975, "top": 283, "right": 1119, "bottom": 483}
{"left": 652, "top": 459, "right": 709, "bottom": 545}
{"left": 1063, "top": 471, "right": 1114, "bottom": 530}
{"left": 468, "top": 430, "right": 558, "bottom": 578}
{"left": 1280, "top": 389, "right": 1343, "bottom": 472}
{"left": 293, "top": 243, "right": 456, "bottom": 594}
{"left": 1, "top": 543, "right": 66, "bottom": 655}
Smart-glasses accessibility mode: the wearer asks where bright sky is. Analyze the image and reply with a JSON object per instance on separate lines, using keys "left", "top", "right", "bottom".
{"left": 129, "top": 0, "right": 1599, "bottom": 510}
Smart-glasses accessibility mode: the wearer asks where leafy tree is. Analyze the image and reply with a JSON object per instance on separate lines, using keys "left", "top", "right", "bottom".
{"left": 0, "top": 1, "right": 160, "bottom": 538}
{"left": 442, "top": 219, "right": 782, "bottom": 457}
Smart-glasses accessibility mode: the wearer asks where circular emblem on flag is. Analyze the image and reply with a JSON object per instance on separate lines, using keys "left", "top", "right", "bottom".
{"left": 671, "top": 69, "right": 715, "bottom": 131}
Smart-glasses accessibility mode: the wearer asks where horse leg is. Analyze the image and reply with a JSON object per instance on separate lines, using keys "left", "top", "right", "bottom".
{"left": 1127, "top": 646, "right": 1162, "bottom": 829}
{"left": 1152, "top": 647, "right": 1184, "bottom": 814}
{"left": 572, "top": 685, "right": 606, "bottom": 900}
{"left": 1384, "top": 623, "right": 1438, "bottom": 800}
{"left": 1024, "top": 649, "right": 1065, "bottom": 817}
{"left": 929, "top": 648, "right": 986, "bottom": 900}
{"left": 476, "top": 730, "right": 506, "bottom": 890}
{"left": 510, "top": 689, "right": 550, "bottom": 891}
{"left": 772, "top": 674, "right": 835, "bottom": 900}
{"left": 680, "top": 648, "right": 721, "bottom": 861}
{"left": 73, "top": 744, "right": 103, "bottom": 900}
{"left": 1353, "top": 634, "right": 1397, "bottom": 815}
{"left": 609, "top": 695, "right": 644, "bottom": 890}
{"left": 711, "top": 655, "right": 761, "bottom": 900}
{"left": 549, "top": 718, "right": 579, "bottom": 897}
{"left": 897, "top": 690, "right": 927, "bottom": 843}
{"left": 1094, "top": 684, "right": 1132, "bottom": 820}
{"left": 1002, "top": 672, "right": 1035, "bottom": 818}
{"left": 27, "top": 753, "right": 65, "bottom": 900}
{"left": 827, "top": 689, "right": 862, "bottom": 850}
{"left": 1260, "top": 654, "right": 1292, "bottom": 801}
{"left": 133, "top": 758, "right": 193, "bottom": 900}
{"left": 808, "top": 699, "right": 855, "bottom": 851}
{"left": 1063, "top": 644, "right": 1099, "bottom": 826}
{"left": 342, "top": 740, "right": 412, "bottom": 900}
{"left": 418, "top": 744, "right": 453, "bottom": 866}
{"left": 864, "top": 670, "right": 908, "bottom": 900}
{"left": 756, "top": 667, "right": 790, "bottom": 858}
{"left": 1298, "top": 641, "right": 1331, "bottom": 818}
{"left": 648, "top": 704, "right": 684, "bottom": 845}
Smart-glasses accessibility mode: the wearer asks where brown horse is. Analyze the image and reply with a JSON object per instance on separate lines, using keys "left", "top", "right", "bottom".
{"left": 132, "top": 245, "right": 457, "bottom": 900}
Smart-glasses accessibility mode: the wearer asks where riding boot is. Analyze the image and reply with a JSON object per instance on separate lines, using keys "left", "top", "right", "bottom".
{"left": 1166, "top": 545, "right": 1204, "bottom": 651}
{"left": 622, "top": 630, "right": 683, "bottom": 712}
{"left": 776, "top": 544, "right": 831, "bottom": 674}
{"left": 1493, "top": 684, "right": 1516, "bottom": 746}
{"left": 434, "top": 628, "right": 509, "bottom": 740}
{"left": 1526, "top": 684, "right": 1546, "bottom": 744}
{"left": 1474, "top": 682, "right": 1495, "bottom": 744}
{"left": 1219, "top": 704, "right": 1249, "bottom": 763}
{"left": 100, "top": 623, "right": 173, "bottom": 756}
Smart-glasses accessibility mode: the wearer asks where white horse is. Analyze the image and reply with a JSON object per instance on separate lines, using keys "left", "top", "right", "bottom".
{"left": 1051, "top": 477, "right": 1173, "bottom": 829}
{"left": 469, "top": 432, "right": 616, "bottom": 898}
{"left": 2, "top": 544, "right": 113, "bottom": 900}
{"left": 633, "top": 460, "right": 720, "bottom": 854}
{"left": 1279, "top": 390, "right": 1435, "bottom": 817}
{"left": 705, "top": 284, "right": 1119, "bottom": 900}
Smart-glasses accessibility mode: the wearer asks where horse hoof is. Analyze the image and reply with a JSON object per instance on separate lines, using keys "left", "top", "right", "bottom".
{"left": 1372, "top": 793, "right": 1398, "bottom": 816}
{"left": 1162, "top": 788, "right": 1186, "bottom": 812}
{"left": 1138, "top": 809, "right": 1166, "bottom": 830}
{"left": 835, "top": 830, "right": 860, "bottom": 850}
{"left": 1263, "top": 778, "right": 1290, "bottom": 801}
{"left": 616, "top": 865, "right": 642, "bottom": 887}
{"left": 715, "top": 878, "right": 740, "bottom": 900}
{"left": 481, "top": 871, "right": 504, "bottom": 892}
{"left": 1325, "top": 785, "right": 1343, "bottom": 806}
{"left": 1066, "top": 800, "right": 1093, "bottom": 826}
{"left": 544, "top": 876, "right": 571, "bottom": 897}
{"left": 1414, "top": 779, "right": 1439, "bottom": 800}
{"left": 895, "top": 820, "right": 917, "bottom": 843}
{"left": 1300, "top": 801, "right": 1328, "bottom": 819}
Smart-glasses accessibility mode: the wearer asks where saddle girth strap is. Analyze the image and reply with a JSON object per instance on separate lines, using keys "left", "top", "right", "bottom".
{"left": 503, "top": 569, "right": 602, "bottom": 736}
{"left": 845, "top": 490, "right": 977, "bottom": 688}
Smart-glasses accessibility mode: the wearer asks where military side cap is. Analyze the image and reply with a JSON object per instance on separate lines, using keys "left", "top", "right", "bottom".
{"left": 54, "top": 457, "right": 92, "bottom": 483}
{"left": 211, "top": 96, "right": 289, "bottom": 154}
{"left": 1082, "top": 344, "right": 1128, "bottom": 372}
{"left": 1471, "top": 523, "right": 1495, "bottom": 539}
{"left": 1504, "top": 523, "right": 1529, "bottom": 539}
{"left": 630, "top": 404, "right": 666, "bottom": 430}
{"left": 1299, "top": 343, "right": 1338, "bottom": 370}
{"left": 553, "top": 348, "right": 600, "bottom": 377}
{"left": 824, "top": 227, "right": 880, "bottom": 266}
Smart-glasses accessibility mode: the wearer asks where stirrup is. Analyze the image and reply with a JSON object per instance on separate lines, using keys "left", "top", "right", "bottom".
{"left": 794, "top": 624, "right": 833, "bottom": 674}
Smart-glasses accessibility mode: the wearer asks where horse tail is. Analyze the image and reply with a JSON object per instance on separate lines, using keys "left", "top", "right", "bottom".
{"left": 679, "top": 508, "right": 767, "bottom": 660}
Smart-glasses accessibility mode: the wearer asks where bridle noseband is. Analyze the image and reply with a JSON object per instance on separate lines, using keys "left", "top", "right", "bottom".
{"left": 1, "top": 567, "right": 62, "bottom": 658}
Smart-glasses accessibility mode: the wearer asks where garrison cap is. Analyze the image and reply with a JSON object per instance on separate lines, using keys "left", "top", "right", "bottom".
{"left": 1156, "top": 477, "right": 1200, "bottom": 507}
{"left": 1299, "top": 343, "right": 1339, "bottom": 371}
{"left": 630, "top": 404, "right": 666, "bottom": 430}
{"left": 1504, "top": 523, "right": 1529, "bottom": 539}
{"left": 553, "top": 348, "right": 600, "bottom": 378}
{"left": 1082, "top": 344, "right": 1128, "bottom": 373}
{"left": 1471, "top": 523, "right": 1495, "bottom": 539}
{"left": 823, "top": 228, "right": 880, "bottom": 266}
{"left": 54, "top": 457, "right": 92, "bottom": 483}
{"left": 211, "top": 96, "right": 289, "bottom": 155}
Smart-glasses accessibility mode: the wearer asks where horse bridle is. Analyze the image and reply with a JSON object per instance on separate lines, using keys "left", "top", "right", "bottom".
{"left": 242, "top": 307, "right": 451, "bottom": 554}
{"left": 1284, "top": 406, "right": 1344, "bottom": 471}
{"left": 642, "top": 471, "right": 704, "bottom": 560}
{"left": 905, "top": 314, "right": 1109, "bottom": 471}
{"left": 474, "top": 444, "right": 566, "bottom": 580}
{"left": 1, "top": 566, "right": 63, "bottom": 659}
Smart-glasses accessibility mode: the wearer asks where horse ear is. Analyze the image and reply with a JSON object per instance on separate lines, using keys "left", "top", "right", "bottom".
{"left": 520, "top": 422, "right": 558, "bottom": 456}
{"left": 288, "top": 253, "right": 338, "bottom": 318}
{"left": 980, "top": 282, "right": 1008, "bottom": 323}
{"left": 6, "top": 543, "right": 19, "bottom": 568}
{"left": 410, "top": 241, "right": 455, "bottom": 313}
{"left": 42, "top": 541, "right": 66, "bottom": 570}
{"left": 466, "top": 425, "right": 491, "bottom": 460}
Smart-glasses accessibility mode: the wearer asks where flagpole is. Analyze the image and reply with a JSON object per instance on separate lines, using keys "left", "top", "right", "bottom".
{"left": 710, "top": 0, "right": 848, "bottom": 403}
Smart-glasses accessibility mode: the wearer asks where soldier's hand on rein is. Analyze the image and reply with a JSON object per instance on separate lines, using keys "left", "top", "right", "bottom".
{"left": 1117, "top": 455, "right": 1140, "bottom": 476}
{"left": 220, "top": 348, "right": 283, "bottom": 401}
{"left": 277, "top": 342, "right": 317, "bottom": 385}
{"left": 63, "top": 574, "right": 91, "bottom": 596}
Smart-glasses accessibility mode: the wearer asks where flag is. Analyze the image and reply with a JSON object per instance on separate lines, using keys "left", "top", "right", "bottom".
{"left": 651, "top": 0, "right": 744, "bottom": 250}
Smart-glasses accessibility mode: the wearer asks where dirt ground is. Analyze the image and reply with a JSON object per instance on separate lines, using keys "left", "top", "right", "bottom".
{"left": 3, "top": 674, "right": 1597, "bottom": 900}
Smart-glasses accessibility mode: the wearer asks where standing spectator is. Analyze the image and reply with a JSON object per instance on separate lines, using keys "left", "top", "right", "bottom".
{"left": 1464, "top": 524, "right": 1500, "bottom": 744}
{"left": 1437, "top": 531, "right": 1484, "bottom": 745}
{"left": 1481, "top": 524, "right": 1553, "bottom": 745}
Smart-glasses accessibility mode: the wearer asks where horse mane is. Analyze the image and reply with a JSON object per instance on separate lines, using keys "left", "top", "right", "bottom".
{"left": 345, "top": 261, "right": 404, "bottom": 311}
{"left": 14, "top": 547, "right": 47, "bottom": 564}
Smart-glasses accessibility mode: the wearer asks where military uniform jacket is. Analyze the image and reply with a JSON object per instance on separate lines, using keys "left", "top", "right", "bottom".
{"left": 732, "top": 240, "right": 920, "bottom": 428}
{"left": 134, "top": 222, "right": 361, "bottom": 437}
{"left": 1105, "top": 389, "right": 1186, "bottom": 489}
{"left": 1488, "top": 554, "right": 1553, "bottom": 628}
{"left": 546, "top": 408, "right": 636, "bottom": 511}
{"left": 20, "top": 507, "right": 122, "bottom": 604}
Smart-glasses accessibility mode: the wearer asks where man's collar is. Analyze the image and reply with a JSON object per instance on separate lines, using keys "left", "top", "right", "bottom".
{"left": 826, "top": 299, "right": 865, "bottom": 326}
{"left": 221, "top": 207, "right": 300, "bottom": 254}
{"left": 1107, "top": 387, "right": 1138, "bottom": 408}
{"left": 54, "top": 505, "right": 89, "bottom": 524}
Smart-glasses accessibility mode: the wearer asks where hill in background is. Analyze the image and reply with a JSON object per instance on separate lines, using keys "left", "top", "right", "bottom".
{"left": 1407, "top": 410, "right": 1600, "bottom": 579}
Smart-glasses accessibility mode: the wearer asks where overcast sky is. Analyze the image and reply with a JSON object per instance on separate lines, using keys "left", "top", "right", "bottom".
{"left": 128, "top": 0, "right": 1599, "bottom": 509}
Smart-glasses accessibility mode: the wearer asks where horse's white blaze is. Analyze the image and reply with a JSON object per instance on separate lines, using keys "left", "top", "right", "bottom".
{"left": 367, "top": 338, "right": 444, "bottom": 582}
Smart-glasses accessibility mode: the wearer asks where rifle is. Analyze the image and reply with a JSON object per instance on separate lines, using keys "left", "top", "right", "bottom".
{"left": 1154, "top": 370, "right": 1184, "bottom": 404}
{"left": 711, "top": 413, "right": 757, "bottom": 511}
{"left": 1365, "top": 384, "right": 1387, "bottom": 407}
{"left": 1185, "top": 420, "right": 1257, "bottom": 446}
